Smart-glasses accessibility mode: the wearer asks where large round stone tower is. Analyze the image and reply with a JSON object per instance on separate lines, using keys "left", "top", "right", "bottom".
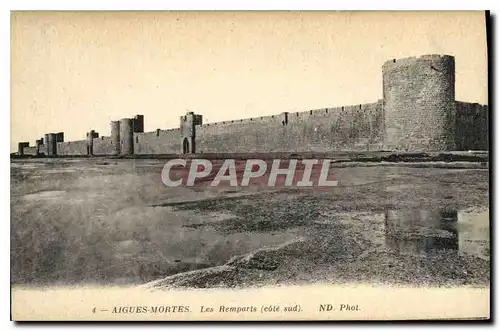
{"left": 110, "top": 120, "right": 121, "bottom": 155}
{"left": 382, "top": 54, "right": 456, "bottom": 151}
{"left": 47, "top": 133, "right": 57, "bottom": 156}
{"left": 119, "top": 118, "right": 134, "bottom": 155}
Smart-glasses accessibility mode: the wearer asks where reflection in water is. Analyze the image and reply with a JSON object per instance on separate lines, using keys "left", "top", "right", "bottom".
{"left": 457, "top": 209, "right": 490, "bottom": 260}
{"left": 385, "top": 209, "right": 458, "bottom": 254}
{"left": 384, "top": 208, "right": 489, "bottom": 259}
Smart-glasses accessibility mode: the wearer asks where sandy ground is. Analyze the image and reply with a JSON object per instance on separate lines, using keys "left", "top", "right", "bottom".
{"left": 10, "top": 158, "right": 490, "bottom": 289}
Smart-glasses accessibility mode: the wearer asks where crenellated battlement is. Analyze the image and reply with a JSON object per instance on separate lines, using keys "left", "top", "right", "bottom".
{"left": 382, "top": 54, "right": 455, "bottom": 69}
{"left": 17, "top": 55, "right": 488, "bottom": 157}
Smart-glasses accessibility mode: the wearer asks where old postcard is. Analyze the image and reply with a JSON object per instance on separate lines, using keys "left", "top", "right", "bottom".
{"left": 10, "top": 11, "right": 490, "bottom": 321}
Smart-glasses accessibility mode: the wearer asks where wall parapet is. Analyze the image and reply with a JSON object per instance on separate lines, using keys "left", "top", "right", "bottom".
{"left": 382, "top": 54, "right": 455, "bottom": 70}
{"left": 15, "top": 55, "right": 488, "bottom": 156}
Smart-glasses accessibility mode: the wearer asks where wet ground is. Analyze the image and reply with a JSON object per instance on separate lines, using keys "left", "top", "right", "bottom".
{"left": 10, "top": 158, "right": 490, "bottom": 288}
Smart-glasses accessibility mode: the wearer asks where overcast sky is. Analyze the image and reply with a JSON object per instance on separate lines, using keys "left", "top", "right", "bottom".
{"left": 11, "top": 11, "right": 488, "bottom": 152}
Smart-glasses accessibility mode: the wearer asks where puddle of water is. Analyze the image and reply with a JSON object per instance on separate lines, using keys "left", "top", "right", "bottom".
{"left": 23, "top": 190, "right": 67, "bottom": 201}
{"left": 457, "top": 209, "right": 490, "bottom": 260}
{"left": 385, "top": 184, "right": 415, "bottom": 192}
{"left": 52, "top": 205, "right": 307, "bottom": 284}
{"left": 42, "top": 167, "right": 105, "bottom": 174}
{"left": 319, "top": 207, "right": 489, "bottom": 260}
{"left": 42, "top": 169, "right": 77, "bottom": 174}
{"left": 10, "top": 163, "right": 39, "bottom": 169}
{"left": 384, "top": 207, "right": 489, "bottom": 260}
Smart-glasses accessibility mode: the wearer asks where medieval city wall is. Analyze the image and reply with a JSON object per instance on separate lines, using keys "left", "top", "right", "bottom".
{"left": 39, "top": 144, "right": 47, "bottom": 155}
{"left": 133, "top": 129, "right": 181, "bottom": 155}
{"left": 22, "top": 146, "right": 37, "bottom": 155}
{"left": 15, "top": 54, "right": 489, "bottom": 157}
{"left": 194, "top": 113, "right": 283, "bottom": 153}
{"left": 92, "top": 137, "right": 115, "bottom": 155}
{"left": 455, "top": 101, "right": 489, "bottom": 150}
{"left": 194, "top": 100, "right": 384, "bottom": 153}
{"left": 56, "top": 140, "right": 88, "bottom": 156}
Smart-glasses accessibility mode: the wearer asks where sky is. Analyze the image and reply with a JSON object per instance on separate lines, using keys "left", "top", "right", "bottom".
{"left": 11, "top": 11, "right": 488, "bottom": 152}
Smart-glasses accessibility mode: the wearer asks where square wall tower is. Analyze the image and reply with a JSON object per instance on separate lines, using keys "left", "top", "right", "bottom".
{"left": 180, "top": 112, "right": 203, "bottom": 154}
{"left": 133, "top": 115, "right": 144, "bottom": 133}
{"left": 17, "top": 142, "right": 29, "bottom": 156}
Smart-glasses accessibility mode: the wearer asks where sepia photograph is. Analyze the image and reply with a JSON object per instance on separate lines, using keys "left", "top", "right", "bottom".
{"left": 9, "top": 10, "right": 490, "bottom": 321}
